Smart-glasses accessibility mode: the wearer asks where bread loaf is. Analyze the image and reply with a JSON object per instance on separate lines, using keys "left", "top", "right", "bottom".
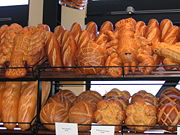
{"left": 0, "top": 83, "right": 5, "bottom": 121}
{"left": 70, "top": 23, "right": 82, "bottom": 44}
{"left": 100, "top": 21, "right": 113, "bottom": 34}
{"left": 159, "top": 94, "right": 180, "bottom": 107}
{"left": 94, "top": 99, "right": 125, "bottom": 131}
{"left": 125, "top": 101, "right": 157, "bottom": 132}
{"left": 47, "top": 95, "right": 72, "bottom": 111}
{"left": 45, "top": 31, "right": 63, "bottom": 71}
{"left": 2, "top": 82, "right": 22, "bottom": 129}
{"left": 160, "top": 19, "right": 173, "bottom": 41}
{"left": 54, "top": 25, "right": 64, "bottom": 47}
{"left": 158, "top": 103, "right": 180, "bottom": 131}
{"left": 69, "top": 101, "right": 94, "bottom": 131}
{"left": 85, "top": 21, "right": 97, "bottom": 40}
{"left": 40, "top": 103, "right": 68, "bottom": 131}
{"left": 160, "top": 87, "right": 180, "bottom": 97}
{"left": 41, "top": 81, "right": 51, "bottom": 106}
{"left": 61, "top": 33, "right": 77, "bottom": 71}
{"left": 53, "top": 89, "right": 76, "bottom": 103}
{"left": 18, "top": 81, "right": 38, "bottom": 131}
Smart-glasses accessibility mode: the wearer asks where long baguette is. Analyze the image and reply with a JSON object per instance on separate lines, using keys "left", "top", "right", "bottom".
{"left": 2, "top": 82, "right": 22, "bottom": 129}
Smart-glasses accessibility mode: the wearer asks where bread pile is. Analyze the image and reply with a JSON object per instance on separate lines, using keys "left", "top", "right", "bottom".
{"left": 0, "top": 23, "right": 63, "bottom": 79}
{"left": 40, "top": 88, "right": 180, "bottom": 133}
{"left": 0, "top": 18, "right": 179, "bottom": 78}
{"left": 0, "top": 81, "right": 51, "bottom": 131}
{"left": 50, "top": 18, "right": 180, "bottom": 77}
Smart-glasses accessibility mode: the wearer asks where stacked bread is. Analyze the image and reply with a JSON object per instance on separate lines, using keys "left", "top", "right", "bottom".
{"left": 158, "top": 87, "right": 180, "bottom": 131}
{"left": 0, "top": 81, "right": 51, "bottom": 131}
{"left": 51, "top": 18, "right": 180, "bottom": 77}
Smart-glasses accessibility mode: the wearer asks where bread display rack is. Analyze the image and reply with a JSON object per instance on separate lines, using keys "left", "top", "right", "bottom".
{"left": 0, "top": 62, "right": 179, "bottom": 135}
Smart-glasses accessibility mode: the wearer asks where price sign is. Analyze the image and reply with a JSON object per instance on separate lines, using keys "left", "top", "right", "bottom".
{"left": 91, "top": 124, "right": 115, "bottom": 135}
{"left": 55, "top": 123, "right": 78, "bottom": 135}
{"left": 177, "top": 125, "right": 180, "bottom": 135}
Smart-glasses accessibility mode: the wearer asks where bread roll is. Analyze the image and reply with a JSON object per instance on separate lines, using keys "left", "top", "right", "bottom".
{"left": 69, "top": 101, "right": 94, "bottom": 131}
{"left": 40, "top": 103, "right": 68, "bottom": 131}
{"left": 45, "top": 31, "right": 63, "bottom": 71}
{"left": 94, "top": 99, "right": 125, "bottom": 131}
{"left": 2, "top": 82, "right": 22, "bottom": 129}
{"left": 125, "top": 101, "right": 157, "bottom": 132}
{"left": 158, "top": 103, "right": 180, "bottom": 131}
{"left": 0, "top": 83, "right": 5, "bottom": 121}
{"left": 160, "top": 19, "right": 173, "bottom": 41}
{"left": 77, "top": 30, "right": 90, "bottom": 49}
{"left": 18, "top": 81, "right": 38, "bottom": 131}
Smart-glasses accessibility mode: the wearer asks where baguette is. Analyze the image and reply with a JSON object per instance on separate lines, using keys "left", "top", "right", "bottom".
{"left": 41, "top": 81, "right": 51, "bottom": 106}
{"left": 18, "top": 81, "right": 38, "bottom": 131}
{"left": 45, "top": 31, "right": 63, "bottom": 71}
{"left": 2, "top": 82, "right": 22, "bottom": 129}
{"left": 70, "top": 23, "right": 82, "bottom": 44}
{"left": 86, "top": 21, "right": 98, "bottom": 40}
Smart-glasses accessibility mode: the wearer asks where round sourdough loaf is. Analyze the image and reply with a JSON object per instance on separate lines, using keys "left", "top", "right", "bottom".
{"left": 40, "top": 103, "right": 68, "bottom": 131}
{"left": 68, "top": 101, "right": 94, "bottom": 131}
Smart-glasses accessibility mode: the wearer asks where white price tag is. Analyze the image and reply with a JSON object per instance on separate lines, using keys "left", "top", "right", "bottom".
{"left": 55, "top": 123, "right": 78, "bottom": 135}
{"left": 91, "top": 124, "right": 115, "bottom": 135}
{"left": 177, "top": 125, "right": 180, "bottom": 135}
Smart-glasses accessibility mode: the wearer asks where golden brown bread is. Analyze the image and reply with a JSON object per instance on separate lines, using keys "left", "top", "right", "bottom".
{"left": 54, "top": 25, "right": 65, "bottom": 47}
{"left": 54, "top": 89, "right": 76, "bottom": 103}
{"left": 159, "top": 94, "right": 180, "bottom": 107}
{"left": 77, "top": 30, "right": 90, "bottom": 49}
{"left": 104, "top": 88, "right": 131, "bottom": 100}
{"left": 76, "top": 41, "right": 107, "bottom": 74}
{"left": 160, "top": 19, "right": 173, "bottom": 41}
{"left": 18, "top": 81, "right": 38, "bottom": 131}
{"left": 160, "top": 87, "right": 180, "bottom": 97}
{"left": 69, "top": 101, "right": 94, "bottom": 131}
{"left": 135, "top": 21, "right": 147, "bottom": 37}
{"left": 0, "top": 83, "right": 5, "bottom": 121}
{"left": 94, "top": 99, "right": 125, "bottom": 131}
{"left": 75, "top": 91, "right": 102, "bottom": 110}
{"left": 131, "top": 90, "right": 158, "bottom": 107}
{"left": 40, "top": 103, "right": 68, "bottom": 131}
{"left": 61, "top": 33, "right": 77, "bottom": 71}
{"left": 85, "top": 21, "right": 97, "bottom": 40}
{"left": 115, "top": 18, "right": 136, "bottom": 31}
{"left": 2, "top": 82, "right": 22, "bottom": 129}
{"left": 158, "top": 103, "right": 180, "bottom": 131}
{"left": 47, "top": 94, "right": 72, "bottom": 111}
{"left": 70, "top": 23, "right": 82, "bottom": 44}
{"left": 125, "top": 101, "right": 157, "bottom": 132}
{"left": 105, "top": 52, "right": 122, "bottom": 77}
{"left": 45, "top": 31, "right": 63, "bottom": 71}
{"left": 145, "top": 19, "right": 160, "bottom": 43}
{"left": 100, "top": 21, "right": 113, "bottom": 34}
{"left": 41, "top": 81, "right": 51, "bottom": 106}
